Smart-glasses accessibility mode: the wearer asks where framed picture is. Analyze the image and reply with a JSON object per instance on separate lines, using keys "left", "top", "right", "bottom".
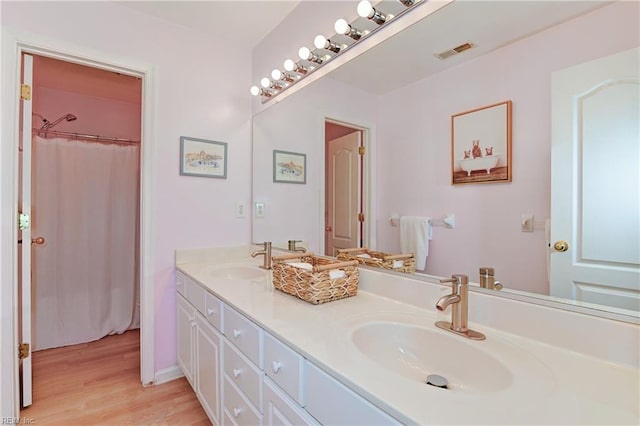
{"left": 451, "top": 100, "right": 512, "bottom": 185}
{"left": 273, "top": 150, "right": 306, "bottom": 184}
{"left": 179, "top": 136, "right": 227, "bottom": 179}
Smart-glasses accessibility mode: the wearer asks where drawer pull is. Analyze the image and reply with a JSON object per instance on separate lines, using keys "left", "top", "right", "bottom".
{"left": 232, "top": 368, "right": 241, "bottom": 378}
{"left": 232, "top": 329, "right": 241, "bottom": 339}
{"left": 233, "top": 407, "right": 241, "bottom": 417}
{"left": 206, "top": 308, "right": 216, "bottom": 316}
{"left": 271, "top": 361, "right": 281, "bottom": 374}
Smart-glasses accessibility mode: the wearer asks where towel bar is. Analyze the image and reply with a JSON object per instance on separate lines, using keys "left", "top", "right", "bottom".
{"left": 389, "top": 214, "right": 455, "bottom": 228}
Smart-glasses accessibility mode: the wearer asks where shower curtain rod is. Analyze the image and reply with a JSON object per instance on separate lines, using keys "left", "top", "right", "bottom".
{"left": 33, "top": 129, "right": 140, "bottom": 146}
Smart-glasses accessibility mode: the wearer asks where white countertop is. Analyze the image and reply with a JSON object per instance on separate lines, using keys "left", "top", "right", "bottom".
{"left": 176, "top": 253, "right": 639, "bottom": 425}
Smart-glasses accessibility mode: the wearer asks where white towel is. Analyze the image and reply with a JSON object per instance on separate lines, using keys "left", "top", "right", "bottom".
{"left": 288, "top": 262, "right": 313, "bottom": 270}
{"left": 400, "top": 216, "right": 431, "bottom": 270}
{"left": 329, "top": 269, "right": 345, "bottom": 279}
{"left": 392, "top": 260, "right": 404, "bottom": 269}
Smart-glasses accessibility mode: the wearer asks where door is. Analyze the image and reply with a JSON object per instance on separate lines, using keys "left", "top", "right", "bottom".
{"left": 325, "top": 132, "right": 361, "bottom": 256}
{"left": 19, "top": 53, "right": 35, "bottom": 408}
{"left": 550, "top": 47, "right": 639, "bottom": 311}
{"left": 196, "top": 314, "right": 222, "bottom": 425}
{"left": 177, "top": 295, "right": 195, "bottom": 387}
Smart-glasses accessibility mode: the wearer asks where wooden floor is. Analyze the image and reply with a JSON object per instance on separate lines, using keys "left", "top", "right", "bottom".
{"left": 22, "top": 329, "right": 210, "bottom": 425}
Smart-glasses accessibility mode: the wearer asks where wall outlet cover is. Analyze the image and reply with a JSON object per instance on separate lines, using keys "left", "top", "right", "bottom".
{"left": 255, "top": 202, "right": 265, "bottom": 218}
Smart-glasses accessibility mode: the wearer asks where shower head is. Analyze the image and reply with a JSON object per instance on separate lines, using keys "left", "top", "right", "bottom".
{"left": 40, "top": 113, "right": 77, "bottom": 131}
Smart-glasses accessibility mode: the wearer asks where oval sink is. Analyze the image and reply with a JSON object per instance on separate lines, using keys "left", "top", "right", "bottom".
{"left": 203, "top": 264, "right": 266, "bottom": 281}
{"left": 351, "top": 322, "right": 513, "bottom": 393}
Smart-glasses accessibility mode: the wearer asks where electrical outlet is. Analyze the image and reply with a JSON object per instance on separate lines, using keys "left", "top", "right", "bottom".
{"left": 255, "top": 202, "right": 265, "bottom": 218}
{"left": 521, "top": 214, "right": 534, "bottom": 232}
{"left": 236, "top": 202, "right": 246, "bottom": 218}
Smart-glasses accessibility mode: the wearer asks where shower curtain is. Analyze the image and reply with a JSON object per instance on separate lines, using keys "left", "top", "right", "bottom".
{"left": 32, "top": 136, "right": 140, "bottom": 350}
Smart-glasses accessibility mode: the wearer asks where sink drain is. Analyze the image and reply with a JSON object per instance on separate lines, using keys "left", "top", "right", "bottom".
{"left": 425, "top": 374, "right": 448, "bottom": 389}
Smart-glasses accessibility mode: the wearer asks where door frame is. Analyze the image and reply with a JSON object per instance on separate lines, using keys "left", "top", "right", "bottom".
{"left": 2, "top": 40, "right": 156, "bottom": 416}
{"left": 321, "top": 117, "right": 376, "bottom": 254}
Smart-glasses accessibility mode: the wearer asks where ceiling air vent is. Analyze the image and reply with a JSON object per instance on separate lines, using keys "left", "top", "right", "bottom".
{"left": 434, "top": 42, "right": 474, "bottom": 60}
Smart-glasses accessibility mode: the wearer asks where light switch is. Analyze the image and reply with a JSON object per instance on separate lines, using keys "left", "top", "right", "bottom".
{"left": 236, "top": 202, "right": 246, "bottom": 218}
{"left": 255, "top": 202, "right": 265, "bottom": 218}
{"left": 521, "top": 214, "right": 534, "bottom": 232}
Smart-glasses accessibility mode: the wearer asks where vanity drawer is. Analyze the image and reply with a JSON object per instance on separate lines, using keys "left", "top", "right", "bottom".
{"left": 304, "top": 361, "right": 401, "bottom": 426}
{"left": 204, "top": 292, "right": 223, "bottom": 332}
{"left": 263, "top": 331, "right": 304, "bottom": 405}
{"left": 223, "top": 375, "right": 263, "bottom": 426}
{"left": 264, "top": 377, "right": 319, "bottom": 426}
{"left": 176, "top": 271, "right": 186, "bottom": 296}
{"left": 185, "top": 276, "right": 206, "bottom": 315}
{"left": 223, "top": 339, "right": 263, "bottom": 411}
{"left": 223, "top": 304, "right": 263, "bottom": 368}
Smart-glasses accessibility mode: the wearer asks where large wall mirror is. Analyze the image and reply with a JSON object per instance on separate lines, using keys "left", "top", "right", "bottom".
{"left": 252, "top": 0, "right": 639, "bottom": 320}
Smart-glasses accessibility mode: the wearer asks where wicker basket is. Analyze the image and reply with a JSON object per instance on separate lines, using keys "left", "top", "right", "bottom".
{"left": 271, "top": 253, "right": 359, "bottom": 305}
{"left": 336, "top": 248, "right": 416, "bottom": 274}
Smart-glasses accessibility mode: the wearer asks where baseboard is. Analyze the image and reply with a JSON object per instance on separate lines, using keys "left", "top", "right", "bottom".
{"left": 153, "top": 365, "right": 184, "bottom": 385}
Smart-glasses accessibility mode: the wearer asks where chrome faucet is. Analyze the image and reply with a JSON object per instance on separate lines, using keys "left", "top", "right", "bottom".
{"left": 287, "top": 240, "right": 306, "bottom": 252}
{"left": 435, "top": 274, "right": 486, "bottom": 340}
{"left": 251, "top": 242, "right": 272, "bottom": 270}
{"left": 479, "top": 267, "right": 503, "bottom": 290}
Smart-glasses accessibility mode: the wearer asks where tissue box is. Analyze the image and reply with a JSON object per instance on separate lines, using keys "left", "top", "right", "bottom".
{"left": 336, "top": 248, "right": 416, "bottom": 274}
{"left": 271, "top": 253, "right": 359, "bottom": 305}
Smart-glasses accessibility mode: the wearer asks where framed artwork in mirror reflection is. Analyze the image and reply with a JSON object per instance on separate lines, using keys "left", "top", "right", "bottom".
{"left": 451, "top": 100, "right": 512, "bottom": 185}
{"left": 273, "top": 150, "right": 306, "bottom": 184}
{"left": 179, "top": 136, "right": 227, "bottom": 179}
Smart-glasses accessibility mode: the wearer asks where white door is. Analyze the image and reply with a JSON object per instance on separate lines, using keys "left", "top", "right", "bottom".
{"left": 195, "top": 314, "right": 222, "bottom": 425}
{"left": 19, "top": 53, "right": 35, "bottom": 408}
{"left": 550, "top": 47, "right": 639, "bottom": 311}
{"left": 325, "top": 132, "right": 361, "bottom": 256}
{"left": 177, "top": 295, "right": 195, "bottom": 387}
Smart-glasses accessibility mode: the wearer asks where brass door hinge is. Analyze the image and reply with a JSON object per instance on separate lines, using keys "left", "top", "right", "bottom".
{"left": 358, "top": 146, "right": 365, "bottom": 155}
{"left": 18, "top": 343, "right": 30, "bottom": 360}
{"left": 21, "top": 84, "right": 31, "bottom": 100}
{"left": 358, "top": 213, "right": 365, "bottom": 222}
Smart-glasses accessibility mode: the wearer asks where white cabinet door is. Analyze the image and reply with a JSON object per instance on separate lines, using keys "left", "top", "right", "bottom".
{"left": 196, "top": 313, "right": 223, "bottom": 425}
{"left": 177, "top": 294, "right": 196, "bottom": 387}
{"left": 264, "top": 378, "right": 318, "bottom": 426}
{"left": 304, "top": 361, "right": 401, "bottom": 426}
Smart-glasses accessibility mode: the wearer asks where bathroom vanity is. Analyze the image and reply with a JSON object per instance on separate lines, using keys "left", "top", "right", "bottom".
{"left": 175, "top": 246, "right": 639, "bottom": 425}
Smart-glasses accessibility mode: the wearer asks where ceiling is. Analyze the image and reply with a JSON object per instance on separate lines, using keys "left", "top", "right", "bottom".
{"left": 327, "top": 1, "right": 609, "bottom": 94}
{"left": 115, "top": 1, "right": 301, "bottom": 49}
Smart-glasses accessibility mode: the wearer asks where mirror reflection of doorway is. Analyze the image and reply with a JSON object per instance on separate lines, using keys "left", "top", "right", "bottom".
{"left": 324, "top": 119, "right": 366, "bottom": 256}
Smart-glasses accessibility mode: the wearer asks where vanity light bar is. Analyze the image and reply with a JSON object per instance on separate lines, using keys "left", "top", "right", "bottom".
{"left": 250, "top": 0, "right": 423, "bottom": 100}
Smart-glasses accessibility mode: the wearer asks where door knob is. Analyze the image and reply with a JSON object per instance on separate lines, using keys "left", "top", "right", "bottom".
{"left": 32, "top": 237, "right": 45, "bottom": 245}
{"left": 325, "top": 226, "right": 332, "bottom": 232}
{"left": 553, "top": 240, "right": 569, "bottom": 252}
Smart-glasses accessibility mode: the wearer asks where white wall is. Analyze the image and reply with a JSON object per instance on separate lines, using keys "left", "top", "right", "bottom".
{"left": 1, "top": 1, "right": 252, "bottom": 410}
{"left": 375, "top": 1, "right": 639, "bottom": 293}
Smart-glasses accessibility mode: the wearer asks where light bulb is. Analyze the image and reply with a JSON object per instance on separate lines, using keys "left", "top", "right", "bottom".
{"left": 357, "top": 0, "right": 373, "bottom": 18}
{"left": 334, "top": 18, "right": 349, "bottom": 35}
{"left": 250, "top": 86, "right": 260, "bottom": 96}
{"left": 271, "top": 69, "right": 282, "bottom": 80}
{"left": 260, "top": 77, "right": 270, "bottom": 88}
{"left": 284, "top": 59, "right": 295, "bottom": 71}
{"left": 298, "top": 47, "right": 311, "bottom": 60}
{"left": 314, "top": 35, "right": 327, "bottom": 50}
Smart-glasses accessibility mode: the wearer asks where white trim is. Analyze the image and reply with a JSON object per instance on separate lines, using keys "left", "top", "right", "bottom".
{"left": 321, "top": 117, "right": 377, "bottom": 254}
{"left": 153, "top": 365, "right": 184, "bottom": 385}
{"left": 1, "top": 37, "right": 155, "bottom": 416}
